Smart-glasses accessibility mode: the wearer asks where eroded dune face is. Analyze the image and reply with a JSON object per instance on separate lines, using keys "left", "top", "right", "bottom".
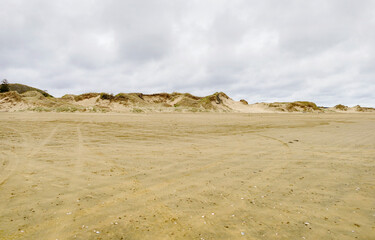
{"left": 0, "top": 112, "right": 374, "bottom": 239}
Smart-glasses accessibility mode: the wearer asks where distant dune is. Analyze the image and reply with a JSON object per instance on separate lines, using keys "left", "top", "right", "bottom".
{"left": 8, "top": 83, "right": 52, "bottom": 97}
{"left": 0, "top": 85, "right": 374, "bottom": 113}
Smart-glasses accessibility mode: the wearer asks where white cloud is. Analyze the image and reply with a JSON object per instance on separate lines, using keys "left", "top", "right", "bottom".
{"left": 0, "top": 0, "right": 374, "bottom": 106}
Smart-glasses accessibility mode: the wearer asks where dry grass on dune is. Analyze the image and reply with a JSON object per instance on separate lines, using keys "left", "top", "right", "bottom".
{"left": 334, "top": 104, "right": 348, "bottom": 111}
{"left": 267, "top": 101, "right": 321, "bottom": 112}
{"left": 240, "top": 99, "right": 248, "bottom": 105}
{"left": 0, "top": 91, "right": 22, "bottom": 102}
{"left": 73, "top": 93, "right": 101, "bottom": 101}
{"left": 1, "top": 90, "right": 374, "bottom": 113}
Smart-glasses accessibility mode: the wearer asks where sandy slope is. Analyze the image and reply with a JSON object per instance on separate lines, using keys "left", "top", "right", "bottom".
{"left": 0, "top": 112, "right": 374, "bottom": 239}
{"left": 2, "top": 90, "right": 374, "bottom": 113}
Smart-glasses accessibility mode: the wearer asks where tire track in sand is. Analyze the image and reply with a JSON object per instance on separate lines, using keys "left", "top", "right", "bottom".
{"left": 0, "top": 150, "right": 20, "bottom": 186}
{"left": 45, "top": 125, "right": 88, "bottom": 240}
{"left": 17, "top": 125, "right": 60, "bottom": 185}
{"left": 0, "top": 126, "right": 29, "bottom": 186}
{"left": 13, "top": 129, "right": 293, "bottom": 239}
{"left": 67, "top": 133, "right": 293, "bottom": 229}
{"left": 1, "top": 125, "right": 58, "bottom": 186}
{"left": 27, "top": 126, "right": 59, "bottom": 158}
{"left": 62, "top": 132, "right": 294, "bottom": 238}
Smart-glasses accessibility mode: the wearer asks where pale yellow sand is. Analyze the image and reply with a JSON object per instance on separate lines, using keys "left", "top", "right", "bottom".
{"left": 0, "top": 112, "right": 374, "bottom": 240}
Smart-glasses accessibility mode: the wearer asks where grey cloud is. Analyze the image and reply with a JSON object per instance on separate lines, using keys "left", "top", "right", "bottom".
{"left": 0, "top": 0, "right": 374, "bottom": 106}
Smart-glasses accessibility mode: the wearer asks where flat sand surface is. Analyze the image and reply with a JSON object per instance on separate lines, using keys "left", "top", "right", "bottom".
{"left": 0, "top": 112, "right": 374, "bottom": 240}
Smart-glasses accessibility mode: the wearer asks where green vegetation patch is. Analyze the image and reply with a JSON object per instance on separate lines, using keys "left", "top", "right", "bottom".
{"left": 74, "top": 93, "right": 100, "bottom": 101}
{"left": 8, "top": 83, "right": 52, "bottom": 97}
{"left": 286, "top": 101, "right": 319, "bottom": 112}
{"left": 334, "top": 104, "right": 348, "bottom": 111}
{"left": 100, "top": 93, "right": 115, "bottom": 101}
{"left": 132, "top": 108, "right": 144, "bottom": 113}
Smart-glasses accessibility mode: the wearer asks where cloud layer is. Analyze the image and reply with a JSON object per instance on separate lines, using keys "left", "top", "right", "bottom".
{"left": 1, "top": 0, "right": 374, "bottom": 106}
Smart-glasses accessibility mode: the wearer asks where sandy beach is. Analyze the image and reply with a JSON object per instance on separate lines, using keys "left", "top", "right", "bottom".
{"left": 0, "top": 112, "right": 374, "bottom": 239}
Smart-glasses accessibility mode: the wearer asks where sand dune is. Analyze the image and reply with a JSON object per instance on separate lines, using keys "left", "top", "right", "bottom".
{"left": 0, "top": 112, "right": 374, "bottom": 239}
{"left": 1, "top": 91, "right": 374, "bottom": 113}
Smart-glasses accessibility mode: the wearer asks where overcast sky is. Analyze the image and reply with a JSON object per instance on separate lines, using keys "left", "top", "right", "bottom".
{"left": 1, "top": 0, "right": 374, "bottom": 106}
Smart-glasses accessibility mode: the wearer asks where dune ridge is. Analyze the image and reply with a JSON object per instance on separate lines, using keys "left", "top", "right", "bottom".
{"left": 0, "top": 90, "right": 374, "bottom": 113}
